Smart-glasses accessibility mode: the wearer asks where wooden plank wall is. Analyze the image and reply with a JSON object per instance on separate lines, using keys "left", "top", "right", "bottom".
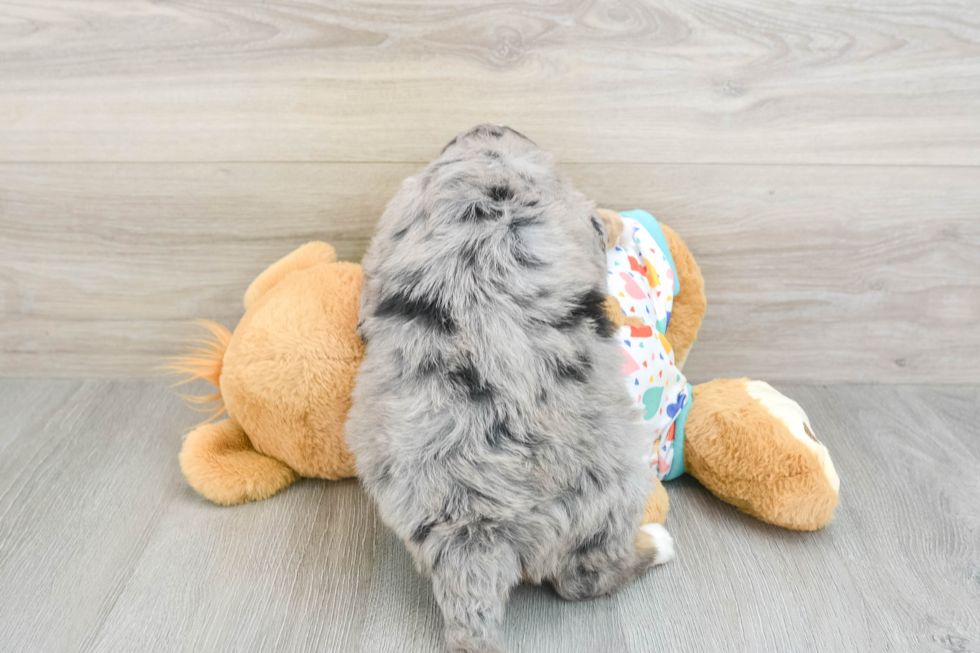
{"left": 1, "top": 0, "right": 978, "bottom": 382}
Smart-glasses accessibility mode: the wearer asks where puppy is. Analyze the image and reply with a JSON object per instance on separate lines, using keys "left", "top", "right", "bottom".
{"left": 346, "top": 125, "right": 673, "bottom": 653}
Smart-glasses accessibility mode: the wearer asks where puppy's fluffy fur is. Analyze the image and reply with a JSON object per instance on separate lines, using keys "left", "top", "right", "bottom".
{"left": 346, "top": 125, "right": 670, "bottom": 653}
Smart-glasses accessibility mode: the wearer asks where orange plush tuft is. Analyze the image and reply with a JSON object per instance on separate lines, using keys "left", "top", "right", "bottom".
{"left": 164, "top": 320, "right": 232, "bottom": 425}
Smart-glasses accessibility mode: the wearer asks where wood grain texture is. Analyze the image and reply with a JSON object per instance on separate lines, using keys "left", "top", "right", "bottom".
{"left": 1, "top": 380, "right": 978, "bottom": 652}
{"left": 0, "top": 0, "right": 979, "bottom": 164}
{"left": 1, "top": 0, "right": 979, "bottom": 379}
{"left": 1, "top": 163, "right": 978, "bottom": 381}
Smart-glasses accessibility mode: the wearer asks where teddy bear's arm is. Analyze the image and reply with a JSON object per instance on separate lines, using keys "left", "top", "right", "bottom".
{"left": 244, "top": 241, "right": 338, "bottom": 310}
{"left": 602, "top": 294, "right": 646, "bottom": 330}
{"left": 659, "top": 224, "right": 705, "bottom": 371}
{"left": 180, "top": 418, "right": 299, "bottom": 505}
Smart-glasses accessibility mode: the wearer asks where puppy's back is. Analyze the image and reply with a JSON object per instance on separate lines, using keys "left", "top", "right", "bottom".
{"left": 347, "top": 125, "right": 662, "bottom": 653}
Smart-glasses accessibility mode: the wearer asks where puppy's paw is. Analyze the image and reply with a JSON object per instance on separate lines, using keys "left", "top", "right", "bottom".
{"left": 637, "top": 523, "right": 675, "bottom": 566}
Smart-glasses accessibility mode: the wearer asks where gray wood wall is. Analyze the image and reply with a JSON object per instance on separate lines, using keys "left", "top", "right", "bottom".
{"left": 1, "top": 0, "right": 978, "bottom": 382}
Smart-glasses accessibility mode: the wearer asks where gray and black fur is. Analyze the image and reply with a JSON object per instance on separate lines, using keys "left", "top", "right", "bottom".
{"left": 346, "top": 125, "right": 670, "bottom": 653}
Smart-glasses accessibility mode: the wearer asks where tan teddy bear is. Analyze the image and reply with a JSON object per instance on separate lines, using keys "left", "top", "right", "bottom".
{"left": 172, "top": 220, "right": 838, "bottom": 531}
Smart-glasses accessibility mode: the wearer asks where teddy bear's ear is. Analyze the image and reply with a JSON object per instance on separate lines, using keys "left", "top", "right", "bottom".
{"left": 658, "top": 224, "right": 705, "bottom": 371}
{"left": 595, "top": 208, "right": 625, "bottom": 250}
{"left": 244, "top": 241, "right": 338, "bottom": 310}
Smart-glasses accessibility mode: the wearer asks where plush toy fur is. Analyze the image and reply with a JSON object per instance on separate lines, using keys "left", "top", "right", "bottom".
{"left": 684, "top": 379, "right": 839, "bottom": 530}
{"left": 172, "top": 225, "right": 838, "bottom": 531}
{"left": 171, "top": 241, "right": 361, "bottom": 504}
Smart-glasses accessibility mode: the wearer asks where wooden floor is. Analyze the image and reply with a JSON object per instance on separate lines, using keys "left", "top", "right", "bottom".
{"left": 1, "top": 379, "right": 977, "bottom": 652}
{"left": 2, "top": 0, "right": 979, "bottom": 383}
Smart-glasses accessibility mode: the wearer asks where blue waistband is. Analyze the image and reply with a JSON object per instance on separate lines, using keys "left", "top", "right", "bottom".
{"left": 662, "top": 382, "right": 693, "bottom": 481}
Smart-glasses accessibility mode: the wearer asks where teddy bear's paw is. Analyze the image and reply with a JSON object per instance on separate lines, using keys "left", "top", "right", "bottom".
{"left": 180, "top": 419, "right": 300, "bottom": 505}
{"left": 637, "top": 523, "right": 675, "bottom": 565}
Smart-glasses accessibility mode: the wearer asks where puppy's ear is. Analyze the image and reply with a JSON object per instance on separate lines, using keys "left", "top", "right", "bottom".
{"left": 590, "top": 214, "right": 608, "bottom": 253}
{"left": 596, "top": 208, "right": 624, "bottom": 250}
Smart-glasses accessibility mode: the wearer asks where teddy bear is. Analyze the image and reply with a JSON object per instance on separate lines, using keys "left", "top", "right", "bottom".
{"left": 171, "top": 214, "right": 839, "bottom": 531}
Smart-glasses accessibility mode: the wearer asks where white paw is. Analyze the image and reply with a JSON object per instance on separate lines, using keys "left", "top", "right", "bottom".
{"left": 641, "top": 523, "right": 675, "bottom": 565}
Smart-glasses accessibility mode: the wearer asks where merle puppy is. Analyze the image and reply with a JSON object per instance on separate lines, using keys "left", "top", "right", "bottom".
{"left": 346, "top": 125, "right": 673, "bottom": 653}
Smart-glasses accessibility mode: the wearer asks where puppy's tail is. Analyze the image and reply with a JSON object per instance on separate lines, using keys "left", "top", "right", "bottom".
{"left": 427, "top": 523, "right": 522, "bottom": 653}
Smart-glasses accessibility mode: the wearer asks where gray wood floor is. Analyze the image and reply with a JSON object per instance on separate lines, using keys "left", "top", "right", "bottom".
{"left": 1, "top": 380, "right": 977, "bottom": 652}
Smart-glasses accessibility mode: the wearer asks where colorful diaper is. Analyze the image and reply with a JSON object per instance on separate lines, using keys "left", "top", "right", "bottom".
{"left": 606, "top": 210, "right": 692, "bottom": 481}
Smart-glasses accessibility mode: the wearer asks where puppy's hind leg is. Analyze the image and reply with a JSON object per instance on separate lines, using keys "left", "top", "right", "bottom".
{"left": 427, "top": 522, "right": 522, "bottom": 653}
{"left": 551, "top": 520, "right": 674, "bottom": 602}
